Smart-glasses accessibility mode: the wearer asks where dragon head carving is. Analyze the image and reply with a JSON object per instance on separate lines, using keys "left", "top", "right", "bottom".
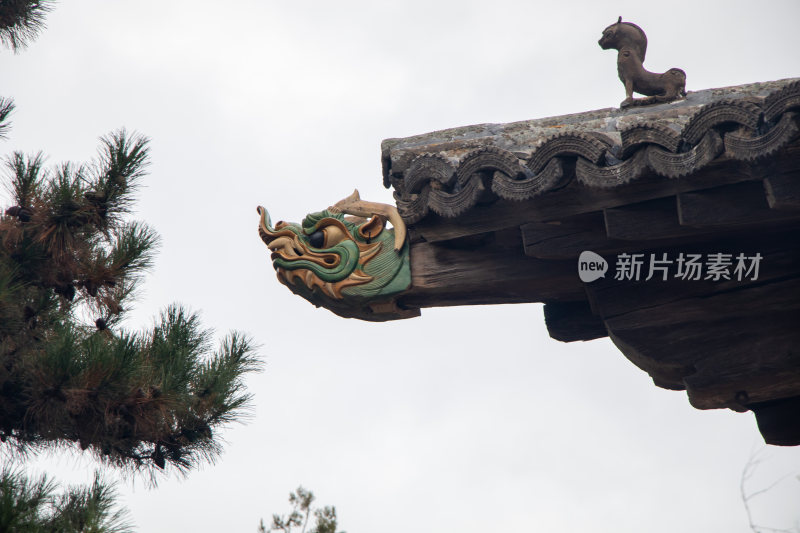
{"left": 257, "top": 190, "right": 417, "bottom": 321}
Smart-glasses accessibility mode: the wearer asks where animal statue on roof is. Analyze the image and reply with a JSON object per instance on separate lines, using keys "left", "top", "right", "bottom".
{"left": 257, "top": 190, "right": 417, "bottom": 321}
{"left": 599, "top": 17, "right": 686, "bottom": 108}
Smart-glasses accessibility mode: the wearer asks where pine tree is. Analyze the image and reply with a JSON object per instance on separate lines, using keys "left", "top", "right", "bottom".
{"left": 0, "top": 4, "right": 135, "bottom": 530}
{"left": 0, "top": 467, "right": 134, "bottom": 532}
{"left": 259, "top": 487, "right": 345, "bottom": 533}
{"left": 0, "top": 3, "right": 259, "bottom": 529}
{"left": 0, "top": 130, "right": 260, "bottom": 474}
{"left": 0, "top": 0, "right": 259, "bottom": 477}
{"left": 0, "top": 0, "right": 53, "bottom": 52}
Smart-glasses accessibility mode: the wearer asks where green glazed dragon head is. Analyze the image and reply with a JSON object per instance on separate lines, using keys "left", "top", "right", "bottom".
{"left": 257, "top": 190, "right": 417, "bottom": 321}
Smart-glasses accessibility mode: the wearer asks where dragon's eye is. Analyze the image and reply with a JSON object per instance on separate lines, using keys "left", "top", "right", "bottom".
{"left": 308, "top": 230, "right": 325, "bottom": 248}
{"left": 305, "top": 221, "right": 348, "bottom": 249}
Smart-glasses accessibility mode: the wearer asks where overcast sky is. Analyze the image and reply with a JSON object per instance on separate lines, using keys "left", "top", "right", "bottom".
{"left": 3, "top": 1, "right": 800, "bottom": 531}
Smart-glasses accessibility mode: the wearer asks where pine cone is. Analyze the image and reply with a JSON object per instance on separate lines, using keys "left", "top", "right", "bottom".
{"left": 5, "top": 206, "right": 32, "bottom": 221}
{"left": 55, "top": 284, "right": 76, "bottom": 301}
{"left": 85, "top": 282, "right": 98, "bottom": 297}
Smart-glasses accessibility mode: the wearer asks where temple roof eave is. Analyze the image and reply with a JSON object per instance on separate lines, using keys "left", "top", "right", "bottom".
{"left": 382, "top": 78, "right": 800, "bottom": 225}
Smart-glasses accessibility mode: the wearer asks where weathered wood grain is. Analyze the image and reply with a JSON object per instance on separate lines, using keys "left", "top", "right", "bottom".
{"left": 764, "top": 171, "right": 800, "bottom": 210}
{"left": 400, "top": 240, "right": 585, "bottom": 309}
{"left": 678, "top": 180, "right": 800, "bottom": 227}
{"left": 607, "top": 310, "right": 800, "bottom": 410}
{"left": 603, "top": 197, "right": 684, "bottom": 240}
{"left": 521, "top": 212, "right": 611, "bottom": 260}
{"left": 583, "top": 229, "right": 800, "bottom": 319}
{"left": 602, "top": 276, "right": 800, "bottom": 331}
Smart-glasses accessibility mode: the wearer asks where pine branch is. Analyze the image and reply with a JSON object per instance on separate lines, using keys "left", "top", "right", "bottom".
{"left": 0, "top": 97, "right": 14, "bottom": 138}
{"left": 0, "top": 306, "right": 260, "bottom": 475}
{"left": 262, "top": 488, "right": 344, "bottom": 533}
{"left": 0, "top": 467, "right": 134, "bottom": 532}
{"left": 51, "top": 472, "right": 135, "bottom": 533}
{"left": 4, "top": 150, "right": 45, "bottom": 208}
{"left": 87, "top": 130, "right": 150, "bottom": 228}
{"left": 313, "top": 506, "right": 341, "bottom": 533}
{"left": 1, "top": 130, "right": 261, "bottom": 478}
{"left": 194, "top": 331, "right": 260, "bottom": 425}
{"left": 0, "top": 0, "right": 54, "bottom": 52}
{"left": 39, "top": 162, "right": 91, "bottom": 257}
{"left": 0, "top": 466, "right": 55, "bottom": 529}
{"left": 108, "top": 221, "right": 159, "bottom": 276}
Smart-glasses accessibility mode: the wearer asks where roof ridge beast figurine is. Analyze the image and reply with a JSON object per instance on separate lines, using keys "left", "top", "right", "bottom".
{"left": 599, "top": 17, "right": 686, "bottom": 108}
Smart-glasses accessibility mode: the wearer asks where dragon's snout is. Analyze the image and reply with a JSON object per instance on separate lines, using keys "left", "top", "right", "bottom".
{"left": 266, "top": 236, "right": 302, "bottom": 257}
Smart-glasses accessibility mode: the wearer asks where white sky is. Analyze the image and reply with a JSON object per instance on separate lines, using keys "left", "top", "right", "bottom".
{"left": 3, "top": 1, "right": 800, "bottom": 531}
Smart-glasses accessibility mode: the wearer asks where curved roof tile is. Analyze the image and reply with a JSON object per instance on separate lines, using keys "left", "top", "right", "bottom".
{"left": 383, "top": 78, "right": 800, "bottom": 223}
